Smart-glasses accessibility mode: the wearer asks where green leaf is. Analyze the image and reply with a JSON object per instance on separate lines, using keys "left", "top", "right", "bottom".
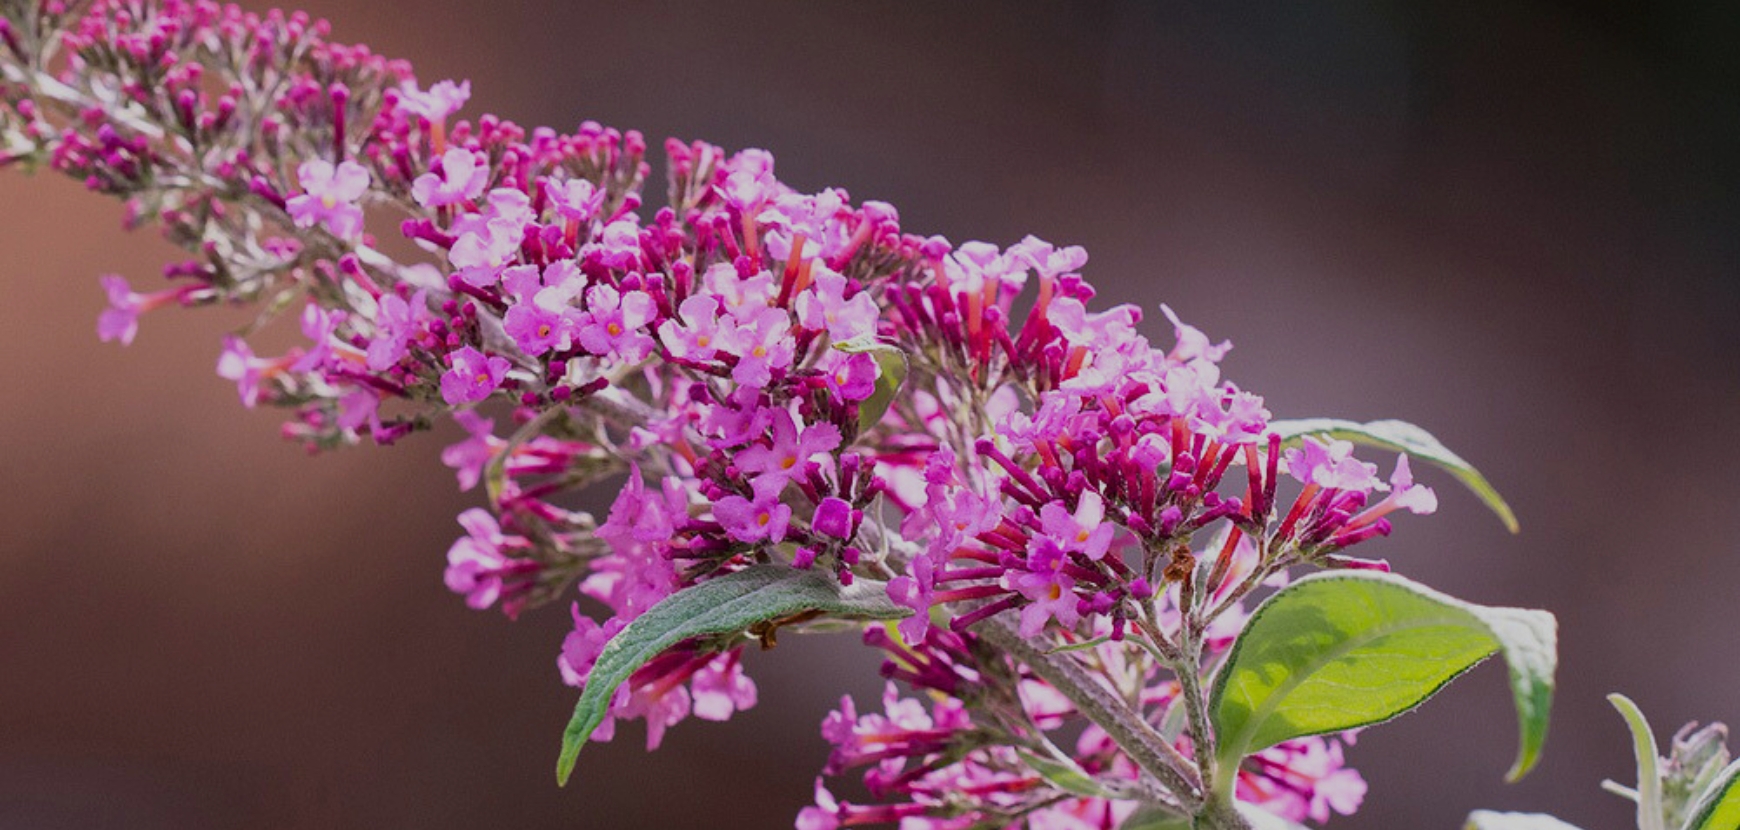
{"left": 833, "top": 336, "right": 909, "bottom": 433}
{"left": 1116, "top": 806, "right": 1190, "bottom": 830}
{"left": 1208, "top": 571, "right": 1556, "bottom": 788}
{"left": 557, "top": 565, "right": 908, "bottom": 784}
{"left": 1045, "top": 635, "right": 1112, "bottom": 655}
{"left": 1609, "top": 694, "right": 1667, "bottom": 830}
{"left": 485, "top": 405, "right": 564, "bottom": 504}
{"left": 1464, "top": 810, "right": 1587, "bottom": 830}
{"left": 1119, "top": 803, "right": 1316, "bottom": 830}
{"left": 1267, "top": 417, "right": 1519, "bottom": 533}
{"left": 1683, "top": 759, "right": 1740, "bottom": 830}
{"left": 1015, "top": 748, "right": 1110, "bottom": 798}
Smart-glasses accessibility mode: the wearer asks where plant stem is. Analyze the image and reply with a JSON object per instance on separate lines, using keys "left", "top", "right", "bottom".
{"left": 1174, "top": 633, "right": 1219, "bottom": 797}
{"left": 1192, "top": 793, "right": 1253, "bottom": 830}
{"left": 975, "top": 611, "right": 1204, "bottom": 811}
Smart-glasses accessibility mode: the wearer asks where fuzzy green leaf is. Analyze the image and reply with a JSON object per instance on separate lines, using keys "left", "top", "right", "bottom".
{"left": 1209, "top": 571, "right": 1556, "bottom": 787}
{"left": 1268, "top": 417, "right": 1518, "bottom": 533}
{"left": 1610, "top": 693, "right": 1667, "bottom": 830}
{"left": 557, "top": 565, "right": 908, "bottom": 784}
{"left": 1016, "top": 748, "right": 1110, "bottom": 799}
{"left": 1116, "top": 806, "right": 1190, "bottom": 830}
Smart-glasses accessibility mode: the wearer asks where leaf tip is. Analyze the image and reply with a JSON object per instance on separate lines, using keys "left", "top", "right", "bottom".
{"left": 1503, "top": 753, "right": 1539, "bottom": 783}
{"left": 555, "top": 744, "right": 578, "bottom": 787}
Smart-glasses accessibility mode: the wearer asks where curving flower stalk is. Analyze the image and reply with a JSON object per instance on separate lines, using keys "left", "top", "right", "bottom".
{"left": 2, "top": 4, "right": 1553, "bottom": 829}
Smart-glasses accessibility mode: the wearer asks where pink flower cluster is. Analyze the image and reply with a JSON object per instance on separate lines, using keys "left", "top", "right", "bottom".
{"left": 2, "top": 3, "right": 1453, "bottom": 825}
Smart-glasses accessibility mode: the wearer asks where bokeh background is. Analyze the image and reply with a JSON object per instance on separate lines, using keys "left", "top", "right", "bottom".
{"left": 3, "top": 1, "right": 1738, "bottom": 827}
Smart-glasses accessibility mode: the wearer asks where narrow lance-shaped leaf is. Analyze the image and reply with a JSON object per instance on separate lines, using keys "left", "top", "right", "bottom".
{"left": 833, "top": 336, "right": 909, "bottom": 433}
{"left": 1268, "top": 417, "right": 1519, "bottom": 533}
{"left": 1464, "top": 811, "right": 1587, "bottom": 830}
{"left": 485, "top": 405, "right": 564, "bottom": 504}
{"left": 1208, "top": 571, "right": 1556, "bottom": 792}
{"left": 1015, "top": 748, "right": 1112, "bottom": 799}
{"left": 1608, "top": 693, "right": 1667, "bottom": 830}
{"left": 557, "top": 565, "right": 909, "bottom": 785}
{"left": 1682, "top": 759, "right": 1740, "bottom": 830}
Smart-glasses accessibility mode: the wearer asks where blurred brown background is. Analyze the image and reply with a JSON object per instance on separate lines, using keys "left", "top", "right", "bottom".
{"left": 3, "top": 1, "right": 1738, "bottom": 827}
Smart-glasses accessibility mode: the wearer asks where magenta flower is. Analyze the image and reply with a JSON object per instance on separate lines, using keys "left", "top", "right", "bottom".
{"left": 1009, "top": 234, "right": 1088, "bottom": 280}
{"left": 718, "top": 305, "right": 795, "bottom": 388}
{"left": 1238, "top": 735, "right": 1367, "bottom": 823}
{"left": 597, "top": 468, "right": 686, "bottom": 551}
{"left": 1346, "top": 455, "right": 1439, "bottom": 530}
{"left": 1048, "top": 296, "right": 1140, "bottom": 348}
{"left": 396, "top": 78, "right": 470, "bottom": 123}
{"left": 588, "top": 218, "right": 644, "bottom": 271}
{"left": 717, "top": 151, "right": 777, "bottom": 212}
{"left": 544, "top": 176, "right": 604, "bottom": 224}
{"left": 439, "top": 346, "right": 510, "bottom": 405}
{"left": 714, "top": 477, "right": 792, "bottom": 544}
{"left": 412, "top": 147, "right": 489, "bottom": 208}
{"left": 503, "top": 301, "right": 570, "bottom": 356}
{"left": 1012, "top": 538, "right": 1081, "bottom": 637}
{"left": 440, "top": 410, "right": 498, "bottom": 491}
{"left": 701, "top": 387, "right": 778, "bottom": 448}
{"left": 335, "top": 388, "right": 384, "bottom": 439}
{"left": 291, "top": 303, "right": 346, "bottom": 373}
{"left": 757, "top": 188, "right": 849, "bottom": 260}
{"left": 796, "top": 268, "right": 878, "bottom": 342}
{"left": 1195, "top": 389, "right": 1270, "bottom": 445}
{"left": 286, "top": 159, "right": 370, "bottom": 240}
{"left": 944, "top": 239, "right": 1029, "bottom": 294}
{"left": 97, "top": 275, "right": 181, "bottom": 345}
{"left": 734, "top": 409, "right": 842, "bottom": 486}
{"left": 616, "top": 677, "right": 695, "bottom": 751}
{"left": 691, "top": 654, "right": 758, "bottom": 721}
{"left": 443, "top": 507, "right": 535, "bottom": 612}
{"left": 1161, "top": 302, "right": 1231, "bottom": 365}
{"left": 701, "top": 262, "right": 777, "bottom": 315}
{"left": 1039, "top": 491, "right": 1114, "bottom": 561}
{"left": 366, "top": 289, "right": 428, "bottom": 371}
{"left": 1283, "top": 437, "right": 1381, "bottom": 493}
{"left": 795, "top": 779, "right": 843, "bottom": 830}
{"left": 658, "top": 295, "right": 723, "bottom": 362}
{"left": 575, "top": 284, "right": 657, "bottom": 362}
{"left": 448, "top": 217, "right": 523, "bottom": 288}
{"left": 215, "top": 335, "right": 285, "bottom": 408}
{"left": 817, "top": 350, "right": 878, "bottom": 402}
{"left": 886, "top": 553, "right": 937, "bottom": 644}
{"left": 558, "top": 608, "right": 626, "bottom": 688}
{"left": 812, "top": 497, "right": 855, "bottom": 540}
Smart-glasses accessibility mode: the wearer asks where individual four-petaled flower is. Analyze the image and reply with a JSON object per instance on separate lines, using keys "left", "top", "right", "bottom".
{"left": 286, "top": 159, "right": 370, "bottom": 239}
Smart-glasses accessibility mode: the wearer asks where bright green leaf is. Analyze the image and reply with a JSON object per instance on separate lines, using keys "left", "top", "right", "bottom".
{"left": 1683, "top": 759, "right": 1740, "bottom": 830}
{"left": 1209, "top": 571, "right": 1556, "bottom": 788}
{"left": 1609, "top": 694, "right": 1666, "bottom": 830}
{"left": 833, "top": 337, "right": 909, "bottom": 433}
{"left": 1465, "top": 810, "right": 1587, "bottom": 830}
{"left": 1268, "top": 417, "right": 1519, "bottom": 533}
{"left": 557, "top": 565, "right": 908, "bottom": 784}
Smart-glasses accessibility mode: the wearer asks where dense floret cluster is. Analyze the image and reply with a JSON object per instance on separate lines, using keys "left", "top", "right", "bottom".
{"left": 1, "top": 3, "right": 1481, "bottom": 826}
